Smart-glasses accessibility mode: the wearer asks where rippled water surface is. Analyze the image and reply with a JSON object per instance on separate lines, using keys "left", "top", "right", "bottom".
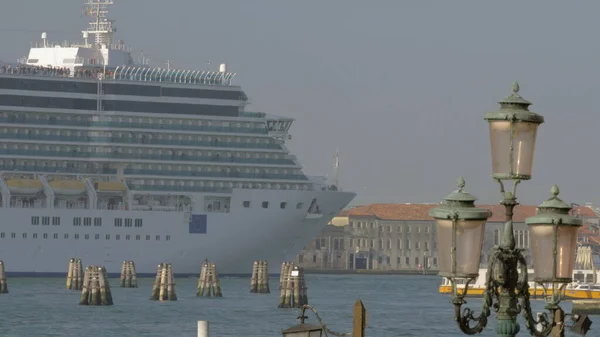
{"left": 0, "top": 274, "right": 578, "bottom": 336}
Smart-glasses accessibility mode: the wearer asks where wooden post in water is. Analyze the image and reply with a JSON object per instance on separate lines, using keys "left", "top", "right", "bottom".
{"left": 353, "top": 299, "right": 366, "bottom": 337}
{"left": 66, "top": 258, "right": 84, "bottom": 290}
{"left": 278, "top": 263, "right": 308, "bottom": 308}
{"left": 250, "top": 260, "right": 270, "bottom": 293}
{"left": 79, "top": 265, "right": 113, "bottom": 305}
{"left": 120, "top": 260, "right": 138, "bottom": 288}
{"left": 197, "top": 260, "right": 222, "bottom": 297}
{"left": 0, "top": 260, "right": 7, "bottom": 293}
{"left": 197, "top": 320, "right": 209, "bottom": 337}
{"left": 150, "top": 262, "right": 177, "bottom": 301}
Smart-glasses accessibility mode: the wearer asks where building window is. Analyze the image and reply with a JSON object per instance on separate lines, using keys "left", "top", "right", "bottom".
{"left": 425, "top": 242, "right": 430, "bottom": 250}
{"left": 397, "top": 238, "right": 402, "bottom": 249}
{"left": 415, "top": 241, "right": 421, "bottom": 249}
{"left": 397, "top": 226, "right": 402, "bottom": 233}
{"left": 494, "top": 229, "right": 500, "bottom": 246}
{"left": 387, "top": 239, "right": 392, "bottom": 250}
{"left": 349, "top": 238, "right": 354, "bottom": 247}
{"left": 378, "top": 239, "right": 383, "bottom": 249}
{"left": 415, "top": 257, "right": 420, "bottom": 266}
{"left": 425, "top": 226, "right": 430, "bottom": 233}
{"left": 405, "top": 257, "right": 410, "bottom": 265}
{"left": 407, "top": 226, "right": 411, "bottom": 233}
{"left": 417, "top": 227, "right": 421, "bottom": 233}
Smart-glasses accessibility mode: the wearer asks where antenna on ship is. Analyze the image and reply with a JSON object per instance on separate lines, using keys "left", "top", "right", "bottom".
{"left": 83, "top": 0, "right": 116, "bottom": 47}
{"left": 333, "top": 148, "right": 340, "bottom": 188}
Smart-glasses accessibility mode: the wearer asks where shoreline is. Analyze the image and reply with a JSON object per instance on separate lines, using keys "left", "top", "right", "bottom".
{"left": 302, "top": 269, "right": 440, "bottom": 275}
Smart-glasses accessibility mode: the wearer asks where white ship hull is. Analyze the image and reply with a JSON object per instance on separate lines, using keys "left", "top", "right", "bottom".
{"left": 0, "top": 188, "right": 355, "bottom": 276}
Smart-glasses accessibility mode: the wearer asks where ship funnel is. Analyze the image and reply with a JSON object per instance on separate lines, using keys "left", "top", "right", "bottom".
{"left": 219, "top": 63, "right": 227, "bottom": 73}
{"left": 41, "top": 32, "right": 48, "bottom": 48}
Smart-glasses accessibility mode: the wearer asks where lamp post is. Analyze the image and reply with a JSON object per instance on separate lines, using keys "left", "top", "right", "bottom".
{"left": 429, "top": 83, "right": 583, "bottom": 337}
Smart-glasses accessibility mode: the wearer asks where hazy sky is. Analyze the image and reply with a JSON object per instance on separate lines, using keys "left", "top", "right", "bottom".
{"left": 0, "top": 1, "right": 598, "bottom": 208}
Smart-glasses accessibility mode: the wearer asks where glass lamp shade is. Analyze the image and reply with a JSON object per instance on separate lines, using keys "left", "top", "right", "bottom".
{"left": 488, "top": 119, "right": 539, "bottom": 179}
{"left": 436, "top": 219, "right": 487, "bottom": 277}
{"left": 529, "top": 224, "right": 579, "bottom": 281}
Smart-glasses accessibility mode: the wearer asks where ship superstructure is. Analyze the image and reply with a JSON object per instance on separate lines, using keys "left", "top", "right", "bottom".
{"left": 0, "top": 0, "right": 355, "bottom": 275}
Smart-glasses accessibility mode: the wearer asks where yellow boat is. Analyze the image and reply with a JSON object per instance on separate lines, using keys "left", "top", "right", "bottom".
{"left": 439, "top": 268, "right": 600, "bottom": 300}
{"left": 5, "top": 178, "right": 43, "bottom": 194}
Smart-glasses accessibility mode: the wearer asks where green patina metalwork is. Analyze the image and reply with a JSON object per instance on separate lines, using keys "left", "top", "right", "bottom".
{"left": 432, "top": 83, "right": 580, "bottom": 337}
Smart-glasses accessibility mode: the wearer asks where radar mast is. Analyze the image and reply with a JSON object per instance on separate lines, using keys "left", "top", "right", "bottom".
{"left": 83, "top": 0, "right": 115, "bottom": 46}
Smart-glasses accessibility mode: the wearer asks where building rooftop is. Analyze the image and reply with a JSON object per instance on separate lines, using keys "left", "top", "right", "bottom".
{"left": 338, "top": 203, "right": 598, "bottom": 223}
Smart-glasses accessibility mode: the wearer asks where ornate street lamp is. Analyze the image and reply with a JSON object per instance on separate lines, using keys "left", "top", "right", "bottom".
{"left": 431, "top": 83, "right": 585, "bottom": 337}
{"left": 281, "top": 306, "right": 324, "bottom": 337}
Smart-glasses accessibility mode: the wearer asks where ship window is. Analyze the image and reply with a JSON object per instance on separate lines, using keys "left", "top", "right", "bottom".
{"left": 125, "top": 235, "right": 130, "bottom": 240}
{"left": 95, "top": 234, "right": 100, "bottom": 240}
{"left": 22, "top": 233, "right": 27, "bottom": 239}
{"left": 146, "top": 235, "right": 150, "bottom": 240}
{"left": 166, "top": 235, "right": 171, "bottom": 241}
{"left": 156, "top": 235, "right": 160, "bottom": 241}
{"left": 125, "top": 218, "right": 132, "bottom": 227}
{"left": 243, "top": 201, "right": 250, "bottom": 208}
{"left": 52, "top": 217, "right": 60, "bottom": 226}
{"left": 134, "top": 218, "right": 143, "bottom": 227}
{"left": 83, "top": 217, "right": 91, "bottom": 226}
{"left": 0, "top": 232, "right": 4, "bottom": 238}
{"left": 114, "top": 218, "right": 122, "bottom": 227}
{"left": 11, "top": 233, "right": 16, "bottom": 239}
{"left": 280, "top": 202, "right": 287, "bottom": 209}
{"left": 84, "top": 234, "right": 89, "bottom": 240}
{"left": 74, "top": 234, "right": 79, "bottom": 239}
{"left": 33, "top": 233, "right": 37, "bottom": 239}
{"left": 262, "top": 201, "right": 269, "bottom": 209}
{"left": 106, "top": 234, "right": 110, "bottom": 240}
{"left": 94, "top": 218, "right": 102, "bottom": 226}
{"left": 31, "top": 216, "right": 39, "bottom": 225}
{"left": 53, "top": 233, "right": 58, "bottom": 239}
{"left": 42, "top": 216, "right": 50, "bottom": 226}
{"left": 136, "top": 235, "right": 140, "bottom": 240}
{"left": 116, "top": 234, "right": 120, "bottom": 240}
{"left": 64, "top": 233, "right": 68, "bottom": 239}
{"left": 296, "top": 202, "right": 304, "bottom": 209}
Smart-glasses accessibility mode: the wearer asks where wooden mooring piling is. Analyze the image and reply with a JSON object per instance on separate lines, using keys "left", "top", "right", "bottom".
{"left": 197, "top": 260, "right": 222, "bottom": 297}
{"left": 150, "top": 262, "right": 177, "bottom": 301}
{"left": 79, "top": 265, "right": 113, "bottom": 305}
{"left": 278, "top": 262, "right": 308, "bottom": 308}
{"left": 66, "top": 258, "right": 83, "bottom": 290}
{"left": 0, "top": 260, "right": 7, "bottom": 294}
{"left": 119, "top": 260, "right": 138, "bottom": 288}
{"left": 250, "top": 260, "right": 270, "bottom": 293}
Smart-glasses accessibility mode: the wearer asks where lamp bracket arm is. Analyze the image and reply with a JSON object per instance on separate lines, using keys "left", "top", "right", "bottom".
{"left": 453, "top": 256, "right": 499, "bottom": 335}
{"left": 300, "top": 304, "right": 352, "bottom": 337}
{"left": 516, "top": 253, "right": 555, "bottom": 336}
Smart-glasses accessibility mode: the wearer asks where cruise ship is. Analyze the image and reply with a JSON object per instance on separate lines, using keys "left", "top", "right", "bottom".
{"left": 0, "top": 0, "right": 356, "bottom": 276}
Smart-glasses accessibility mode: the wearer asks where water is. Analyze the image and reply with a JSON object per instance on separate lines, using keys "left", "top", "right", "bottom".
{"left": 0, "top": 274, "right": 579, "bottom": 336}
